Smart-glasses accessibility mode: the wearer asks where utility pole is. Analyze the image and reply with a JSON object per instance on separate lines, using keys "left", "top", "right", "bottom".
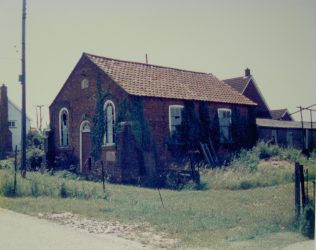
{"left": 21, "top": 0, "right": 27, "bottom": 177}
{"left": 35, "top": 105, "right": 38, "bottom": 130}
{"left": 37, "top": 105, "right": 44, "bottom": 131}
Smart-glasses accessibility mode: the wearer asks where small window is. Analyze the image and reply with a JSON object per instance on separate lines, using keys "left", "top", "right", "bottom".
{"left": 169, "top": 105, "right": 184, "bottom": 134}
{"left": 8, "top": 121, "right": 16, "bottom": 128}
{"left": 218, "top": 108, "right": 232, "bottom": 143}
{"left": 81, "top": 78, "right": 89, "bottom": 89}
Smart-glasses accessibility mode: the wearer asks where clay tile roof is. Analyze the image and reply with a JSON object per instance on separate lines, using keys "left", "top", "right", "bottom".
{"left": 270, "top": 109, "right": 289, "bottom": 120}
{"left": 85, "top": 53, "right": 256, "bottom": 106}
{"left": 223, "top": 76, "right": 250, "bottom": 93}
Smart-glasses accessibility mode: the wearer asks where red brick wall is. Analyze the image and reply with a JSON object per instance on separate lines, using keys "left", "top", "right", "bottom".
{"left": 0, "top": 85, "right": 12, "bottom": 156}
{"left": 142, "top": 97, "right": 256, "bottom": 163}
{"left": 50, "top": 55, "right": 256, "bottom": 176}
{"left": 49, "top": 55, "right": 127, "bottom": 171}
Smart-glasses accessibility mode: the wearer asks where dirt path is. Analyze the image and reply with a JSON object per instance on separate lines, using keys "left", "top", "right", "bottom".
{"left": 0, "top": 208, "right": 148, "bottom": 250}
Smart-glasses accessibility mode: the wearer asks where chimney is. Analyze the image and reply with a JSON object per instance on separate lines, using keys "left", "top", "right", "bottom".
{"left": 0, "top": 84, "right": 12, "bottom": 157}
{"left": 245, "top": 68, "right": 251, "bottom": 77}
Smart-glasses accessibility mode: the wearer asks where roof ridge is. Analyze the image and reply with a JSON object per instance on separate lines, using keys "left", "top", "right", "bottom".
{"left": 223, "top": 76, "right": 249, "bottom": 81}
{"left": 83, "top": 52, "right": 215, "bottom": 76}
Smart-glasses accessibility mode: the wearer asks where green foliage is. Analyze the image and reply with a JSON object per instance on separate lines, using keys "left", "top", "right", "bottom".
{"left": 0, "top": 169, "right": 109, "bottom": 199}
{"left": 177, "top": 100, "right": 201, "bottom": 151}
{"left": 27, "top": 130, "right": 44, "bottom": 148}
{"left": 91, "top": 74, "right": 106, "bottom": 160}
{"left": 0, "top": 159, "right": 14, "bottom": 169}
{"left": 117, "top": 96, "right": 152, "bottom": 150}
{"left": 26, "top": 147, "right": 44, "bottom": 170}
{"left": 203, "top": 142, "right": 313, "bottom": 190}
{"left": 299, "top": 201, "right": 315, "bottom": 239}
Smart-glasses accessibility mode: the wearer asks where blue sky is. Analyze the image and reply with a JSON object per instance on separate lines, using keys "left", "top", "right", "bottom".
{"left": 0, "top": 0, "right": 315, "bottom": 126}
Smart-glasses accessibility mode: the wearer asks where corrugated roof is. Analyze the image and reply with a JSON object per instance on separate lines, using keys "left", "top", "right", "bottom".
{"left": 223, "top": 76, "right": 250, "bottom": 93}
{"left": 85, "top": 53, "right": 256, "bottom": 106}
{"left": 256, "top": 118, "right": 316, "bottom": 129}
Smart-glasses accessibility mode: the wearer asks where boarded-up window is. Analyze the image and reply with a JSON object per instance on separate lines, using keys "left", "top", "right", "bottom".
{"left": 169, "top": 105, "right": 184, "bottom": 134}
{"left": 218, "top": 108, "right": 232, "bottom": 143}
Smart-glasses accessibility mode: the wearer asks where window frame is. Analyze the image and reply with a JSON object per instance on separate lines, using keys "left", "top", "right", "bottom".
{"left": 59, "top": 107, "right": 70, "bottom": 148}
{"left": 103, "top": 100, "right": 116, "bottom": 146}
{"left": 169, "top": 105, "right": 184, "bottom": 134}
{"left": 81, "top": 78, "right": 89, "bottom": 89}
{"left": 8, "top": 120, "right": 17, "bottom": 128}
{"left": 217, "top": 108, "right": 232, "bottom": 144}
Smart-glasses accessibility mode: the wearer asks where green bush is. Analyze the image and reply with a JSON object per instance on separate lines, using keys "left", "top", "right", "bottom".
{"left": 0, "top": 159, "right": 14, "bottom": 169}
{"left": 26, "top": 147, "right": 44, "bottom": 170}
{"left": 0, "top": 173, "right": 15, "bottom": 197}
{"left": 300, "top": 202, "right": 315, "bottom": 239}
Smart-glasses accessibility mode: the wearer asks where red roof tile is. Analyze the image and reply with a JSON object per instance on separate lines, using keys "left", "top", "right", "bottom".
{"left": 85, "top": 53, "right": 256, "bottom": 106}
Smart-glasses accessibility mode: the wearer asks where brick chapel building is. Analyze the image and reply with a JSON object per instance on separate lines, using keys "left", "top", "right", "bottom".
{"left": 49, "top": 53, "right": 257, "bottom": 182}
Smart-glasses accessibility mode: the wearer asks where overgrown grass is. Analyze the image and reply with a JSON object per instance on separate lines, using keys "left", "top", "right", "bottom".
{"left": 0, "top": 143, "right": 314, "bottom": 249}
{"left": 0, "top": 170, "right": 109, "bottom": 199}
{"left": 202, "top": 142, "right": 316, "bottom": 190}
{"left": 0, "top": 173, "right": 305, "bottom": 249}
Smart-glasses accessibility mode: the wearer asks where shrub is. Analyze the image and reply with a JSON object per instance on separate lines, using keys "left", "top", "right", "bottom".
{"left": 300, "top": 202, "right": 315, "bottom": 239}
{"left": 59, "top": 182, "right": 68, "bottom": 198}
{"left": 1, "top": 173, "right": 15, "bottom": 197}
{"left": 0, "top": 159, "right": 14, "bottom": 169}
{"left": 26, "top": 147, "right": 44, "bottom": 170}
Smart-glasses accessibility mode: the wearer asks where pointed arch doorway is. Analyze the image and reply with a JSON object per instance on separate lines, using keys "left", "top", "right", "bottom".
{"left": 80, "top": 120, "right": 91, "bottom": 173}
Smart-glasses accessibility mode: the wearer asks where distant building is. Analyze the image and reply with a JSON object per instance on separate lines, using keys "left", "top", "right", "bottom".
{"left": 256, "top": 118, "right": 316, "bottom": 150}
{"left": 270, "top": 108, "right": 293, "bottom": 121}
{"left": 0, "top": 84, "right": 31, "bottom": 154}
{"left": 223, "top": 68, "right": 271, "bottom": 119}
{"left": 0, "top": 84, "right": 12, "bottom": 158}
{"left": 8, "top": 99, "right": 31, "bottom": 151}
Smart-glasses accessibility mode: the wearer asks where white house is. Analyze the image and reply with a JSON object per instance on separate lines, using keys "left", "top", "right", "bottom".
{"left": 8, "top": 99, "right": 31, "bottom": 151}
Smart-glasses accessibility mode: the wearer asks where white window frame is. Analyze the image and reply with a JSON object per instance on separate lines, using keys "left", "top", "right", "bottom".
{"left": 103, "top": 100, "right": 116, "bottom": 146}
{"left": 59, "top": 107, "right": 69, "bottom": 147}
{"left": 81, "top": 78, "right": 89, "bottom": 89}
{"left": 169, "top": 105, "right": 184, "bottom": 134}
{"left": 8, "top": 120, "right": 17, "bottom": 128}
{"left": 218, "top": 108, "right": 232, "bottom": 144}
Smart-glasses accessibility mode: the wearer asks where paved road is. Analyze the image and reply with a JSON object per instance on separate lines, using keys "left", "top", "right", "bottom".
{"left": 0, "top": 208, "right": 148, "bottom": 250}
{"left": 282, "top": 240, "right": 314, "bottom": 250}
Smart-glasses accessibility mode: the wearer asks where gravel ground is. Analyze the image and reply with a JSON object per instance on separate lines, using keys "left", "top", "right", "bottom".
{"left": 0, "top": 208, "right": 152, "bottom": 250}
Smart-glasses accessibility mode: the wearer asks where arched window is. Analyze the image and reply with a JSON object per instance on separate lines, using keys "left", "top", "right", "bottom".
{"left": 104, "top": 100, "right": 115, "bottom": 145}
{"left": 104, "top": 101, "right": 115, "bottom": 145}
{"left": 59, "top": 108, "right": 69, "bottom": 147}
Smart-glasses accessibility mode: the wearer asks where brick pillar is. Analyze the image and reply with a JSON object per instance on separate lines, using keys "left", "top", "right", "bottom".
{"left": 0, "top": 84, "right": 12, "bottom": 158}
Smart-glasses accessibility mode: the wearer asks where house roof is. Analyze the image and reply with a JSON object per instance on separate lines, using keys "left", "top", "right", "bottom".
{"left": 223, "top": 76, "right": 250, "bottom": 93}
{"left": 8, "top": 99, "right": 31, "bottom": 121}
{"left": 256, "top": 118, "right": 316, "bottom": 129}
{"left": 85, "top": 53, "right": 256, "bottom": 106}
{"left": 270, "top": 109, "right": 289, "bottom": 120}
